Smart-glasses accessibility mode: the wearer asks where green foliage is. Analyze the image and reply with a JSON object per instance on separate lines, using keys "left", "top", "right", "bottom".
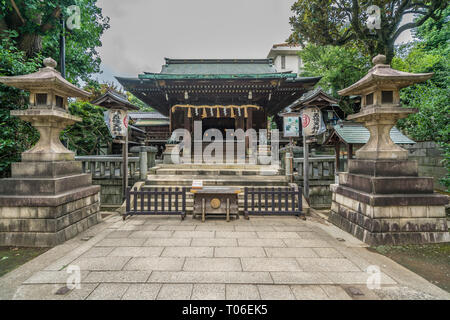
{"left": 63, "top": 101, "right": 112, "bottom": 156}
{"left": 0, "top": 1, "right": 110, "bottom": 177}
{"left": 0, "top": 32, "right": 41, "bottom": 178}
{"left": 41, "top": 1, "right": 110, "bottom": 85}
{"left": 298, "top": 44, "right": 371, "bottom": 114}
{"left": 126, "top": 92, "right": 153, "bottom": 112}
{"left": 394, "top": 8, "right": 450, "bottom": 191}
{"left": 289, "top": 0, "right": 448, "bottom": 63}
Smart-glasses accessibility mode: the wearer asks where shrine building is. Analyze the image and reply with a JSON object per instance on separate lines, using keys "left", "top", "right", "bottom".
{"left": 116, "top": 57, "right": 321, "bottom": 153}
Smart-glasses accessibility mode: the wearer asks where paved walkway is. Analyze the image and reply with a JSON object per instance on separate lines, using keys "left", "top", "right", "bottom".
{"left": 1, "top": 213, "right": 449, "bottom": 300}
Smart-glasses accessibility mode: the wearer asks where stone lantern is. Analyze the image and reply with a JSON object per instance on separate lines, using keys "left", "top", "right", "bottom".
{"left": 0, "top": 58, "right": 101, "bottom": 247}
{"left": 329, "top": 55, "right": 449, "bottom": 245}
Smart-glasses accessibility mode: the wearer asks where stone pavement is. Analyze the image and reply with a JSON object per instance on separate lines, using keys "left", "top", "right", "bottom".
{"left": 1, "top": 213, "right": 449, "bottom": 300}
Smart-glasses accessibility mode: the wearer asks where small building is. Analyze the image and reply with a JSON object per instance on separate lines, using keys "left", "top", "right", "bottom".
{"left": 116, "top": 57, "right": 321, "bottom": 159}
{"left": 267, "top": 43, "right": 304, "bottom": 74}
{"left": 324, "top": 121, "right": 416, "bottom": 172}
{"left": 129, "top": 111, "right": 170, "bottom": 158}
{"left": 91, "top": 90, "right": 145, "bottom": 154}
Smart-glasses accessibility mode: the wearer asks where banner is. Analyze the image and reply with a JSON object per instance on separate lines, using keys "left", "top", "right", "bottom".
{"left": 104, "top": 109, "right": 128, "bottom": 138}
{"left": 301, "top": 107, "right": 326, "bottom": 136}
{"left": 283, "top": 116, "right": 300, "bottom": 138}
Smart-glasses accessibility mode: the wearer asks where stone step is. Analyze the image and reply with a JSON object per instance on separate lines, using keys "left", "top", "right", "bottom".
{"left": 145, "top": 178, "right": 288, "bottom": 187}
{"left": 155, "top": 168, "right": 279, "bottom": 176}
{"left": 155, "top": 164, "right": 279, "bottom": 170}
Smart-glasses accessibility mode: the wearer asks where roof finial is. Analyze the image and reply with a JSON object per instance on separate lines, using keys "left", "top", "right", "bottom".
{"left": 43, "top": 57, "right": 57, "bottom": 69}
{"left": 372, "top": 54, "right": 386, "bottom": 65}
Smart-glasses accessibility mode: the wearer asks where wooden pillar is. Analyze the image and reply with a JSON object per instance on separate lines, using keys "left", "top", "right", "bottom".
{"left": 169, "top": 106, "right": 173, "bottom": 133}
{"left": 335, "top": 143, "right": 341, "bottom": 173}
{"left": 245, "top": 108, "right": 253, "bottom": 153}
{"left": 347, "top": 143, "right": 353, "bottom": 160}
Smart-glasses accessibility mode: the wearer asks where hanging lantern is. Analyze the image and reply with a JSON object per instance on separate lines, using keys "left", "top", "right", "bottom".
{"left": 248, "top": 91, "right": 253, "bottom": 100}
{"left": 187, "top": 107, "right": 192, "bottom": 118}
{"left": 202, "top": 107, "right": 207, "bottom": 118}
{"left": 216, "top": 107, "right": 220, "bottom": 118}
{"left": 230, "top": 107, "right": 235, "bottom": 118}
{"left": 184, "top": 91, "right": 189, "bottom": 100}
{"left": 244, "top": 106, "right": 248, "bottom": 118}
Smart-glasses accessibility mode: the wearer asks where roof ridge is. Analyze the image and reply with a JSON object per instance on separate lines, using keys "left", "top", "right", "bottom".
{"left": 164, "top": 58, "right": 274, "bottom": 65}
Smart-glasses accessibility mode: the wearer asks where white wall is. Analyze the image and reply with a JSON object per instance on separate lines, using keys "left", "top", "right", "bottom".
{"left": 273, "top": 54, "right": 303, "bottom": 73}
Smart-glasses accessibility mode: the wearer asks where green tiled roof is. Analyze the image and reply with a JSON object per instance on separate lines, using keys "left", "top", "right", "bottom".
{"left": 333, "top": 122, "right": 415, "bottom": 144}
{"left": 160, "top": 58, "right": 278, "bottom": 75}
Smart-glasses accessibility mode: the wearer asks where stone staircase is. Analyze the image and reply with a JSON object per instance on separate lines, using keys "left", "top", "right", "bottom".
{"left": 141, "top": 163, "right": 291, "bottom": 214}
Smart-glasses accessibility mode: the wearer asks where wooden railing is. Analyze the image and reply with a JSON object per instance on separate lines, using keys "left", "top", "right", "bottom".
{"left": 75, "top": 156, "right": 141, "bottom": 179}
{"left": 293, "top": 156, "right": 335, "bottom": 180}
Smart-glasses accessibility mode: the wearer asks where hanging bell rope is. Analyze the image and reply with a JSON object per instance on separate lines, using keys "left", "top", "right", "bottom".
{"left": 171, "top": 105, "right": 260, "bottom": 119}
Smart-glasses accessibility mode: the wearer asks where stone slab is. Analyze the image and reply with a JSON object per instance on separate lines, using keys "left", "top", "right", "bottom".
{"left": 290, "top": 285, "right": 330, "bottom": 300}
{"left": 161, "top": 247, "right": 213, "bottom": 258}
{"left": 215, "top": 247, "right": 266, "bottom": 258}
{"left": 148, "top": 271, "right": 273, "bottom": 284}
{"left": 83, "top": 271, "right": 151, "bottom": 283}
{"left": 11, "top": 161, "right": 83, "bottom": 178}
{"left": 123, "top": 257, "right": 185, "bottom": 271}
{"left": 183, "top": 258, "right": 242, "bottom": 271}
{"left": 332, "top": 184, "right": 448, "bottom": 207}
{"left": 225, "top": 284, "right": 261, "bottom": 300}
{"left": 264, "top": 248, "right": 318, "bottom": 258}
{"left": 257, "top": 285, "right": 295, "bottom": 300}
{"left": 0, "top": 173, "right": 92, "bottom": 196}
{"left": 339, "top": 173, "right": 434, "bottom": 194}
{"left": 191, "top": 284, "right": 225, "bottom": 300}
{"left": 348, "top": 159, "right": 419, "bottom": 177}
{"left": 87, "top": 283, "right": 130, "bottom": 300}
{"left": 122, "top": 284, "right": 162, "bottom": 300}
{"left": 157, "top": 284, "right": 192, "bottom": 300}
{"left": 108, "top": 247, "right": 164, "bottom": 257}
{"left": 241, "top": 258, "right": 301, "bottom": 272}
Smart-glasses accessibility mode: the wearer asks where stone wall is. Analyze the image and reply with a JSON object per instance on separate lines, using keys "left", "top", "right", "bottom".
{"left": 405, "top": 141, "right": 447, "bottom": 191}
{"left": 92, "top": 177, "right": 138, "bottom": 210}
{"left": 295, "top": 179, "right": 334, "bottom": 209}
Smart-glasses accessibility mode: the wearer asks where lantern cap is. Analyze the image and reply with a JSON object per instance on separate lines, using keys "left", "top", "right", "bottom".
{"left": 338, "top": 54, "right": 434, "bottom": 96}
{"left": 0, "top": 57, "right": 91, "bottom": 99}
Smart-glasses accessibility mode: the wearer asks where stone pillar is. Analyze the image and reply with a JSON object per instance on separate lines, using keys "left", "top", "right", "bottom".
{"left": 285, "top": 152, "right": 293, "bottom": 181}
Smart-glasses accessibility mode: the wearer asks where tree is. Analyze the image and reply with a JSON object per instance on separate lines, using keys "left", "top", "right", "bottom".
{"left": 0, "top": 0, "right": 110, "bottom": 84}
{"left": 394, "top": 7, "right": 449, "bottom": 190}
{"left": 126, "top": 92, "right": 154, "bottom": 112}
{"left": 289, "top": 0, "right": 448, "bottom": 63}
{"left": 298, "top": 44, "right": 371, "bottom": 114}
{"left": 0, "top": 31, "right": 41, "bottom": 178}
{"left": 63, "top": 101, "right": 112, "bottom": 156}
{"left": 0, "top": 1, "right": 110, "bottom": 177}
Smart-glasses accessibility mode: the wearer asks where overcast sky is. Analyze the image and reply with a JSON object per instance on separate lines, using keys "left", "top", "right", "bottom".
{"left": 94, "top": 0, "right": 413, "bottom": 87}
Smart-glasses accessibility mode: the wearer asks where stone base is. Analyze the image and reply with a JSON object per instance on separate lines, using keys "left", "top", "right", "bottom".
{"left": 329, "top": 185, "right": 450, "bottom": 245}
{"left": 0, "top": 187, "right": 101, "bottom": 247}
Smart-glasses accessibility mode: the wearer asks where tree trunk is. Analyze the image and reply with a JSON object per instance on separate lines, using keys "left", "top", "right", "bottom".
{"left": 18, "top": 33, "right": 43, "bottom": 58}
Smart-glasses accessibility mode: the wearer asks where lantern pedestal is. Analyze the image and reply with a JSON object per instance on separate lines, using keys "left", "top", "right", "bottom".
{"left": 0, "top": 58, "right": 101, "bottom": 247}
{"left": 12, "top": 109, "right": 81, "bottom": 162}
